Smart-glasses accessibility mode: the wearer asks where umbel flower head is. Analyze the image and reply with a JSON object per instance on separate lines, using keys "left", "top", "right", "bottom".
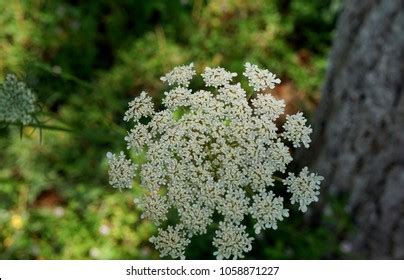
{"left": 107, "top": 62, "right": 323, "bottom": 259}
{"left": 0, "top": 74, "right": 37, "bottom": 125}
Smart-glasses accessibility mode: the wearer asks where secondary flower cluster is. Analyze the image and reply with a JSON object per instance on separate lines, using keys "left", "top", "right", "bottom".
{"left": 0, "top": 74, "right": 37, "bottom": 125}
{"left": 107, "top": 62, "right": 323, "bottom": 259}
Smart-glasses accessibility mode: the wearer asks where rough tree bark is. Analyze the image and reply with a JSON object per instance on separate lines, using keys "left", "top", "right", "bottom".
{"left": 302, "top": 0, "right": 404, "bottom": 258}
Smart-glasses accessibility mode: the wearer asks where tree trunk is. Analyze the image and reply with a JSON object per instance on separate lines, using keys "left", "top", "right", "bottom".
{"left": 303, "top": 0, "right": 404, "bottom": 259}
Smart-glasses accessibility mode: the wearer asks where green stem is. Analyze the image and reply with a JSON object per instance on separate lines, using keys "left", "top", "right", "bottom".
{"left": 32, "top": 61, "right": 93, "bottom": 90}
{"left": 6, "top": 122, "right": 73, "bottom": 133}
{"left": 272, "top": 175, "right": 284, "bottom": 182}
{"left": 39, "top": 111, "right": 71, "bottom": 126}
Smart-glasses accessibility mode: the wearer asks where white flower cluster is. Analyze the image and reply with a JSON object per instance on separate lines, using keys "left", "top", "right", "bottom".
{"left": 149, "top": 225, "right": 190, "bottom": 259}
{"left": 107, "top": 62, "right": 323, "bottom": 259}
{"left": 0, "top": 74, "right": 37, "bottom": 125}
{"left": 284, "top": 167, "right": 324, "bottom": 212}
{"left": 160, "top": 63, "right": 196, "bottom": 87}
{"left": 250, "top": 191, "right": 289, "bottom": 234}
{"left": 123, "top": 91, "right": 154, "bottom": 122}
{"left": 283, "top": 112, "right": 313, "bottom": 148}
{"left": 106, "top": 151, "right": 136, "bottom": 191}
{"left": 201, "top": 66, "right": 237, "bottom": 88}
{"left": 213, "top": 222, "right": 253, "bottom": 260}
{"left": 243, "top": 62, "right": 281, "bottom": 91}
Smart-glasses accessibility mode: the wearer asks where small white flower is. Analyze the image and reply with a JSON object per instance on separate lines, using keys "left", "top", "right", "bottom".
{"left": 106, "top": 151, "right": 136, "bottom": 190}
{"left": 166, "top": 182, "right": 194, "bottom": 208}
{"left": 160, "top": 63, "right": 196, "bottom": 87}
{"left": 189, "top": 90, "right": 216, "bottom": 112}
{"left": 213, "top": 222, "right": 254, "bottom": 260}
{"left": 140, "top": 192, "right": 169, "bottom": 225}
{"left": 199, "top": 178, "right": 225, "bottom": 209}
{"left": 124, "top": 123, "right": 151, "bottom": 150}
{"left": 89, "top": 248, "right": 102, "bottom": 259}
{"left": 243, "top": 62, "right": 281, "bottom": 91}
{"left": 250, "top": 191, "right": 289, "bottom": 234}
{"left": 217, "top": 188, "right": 250, "bottom": 224}
{"left": 216, "top": 83, "right": 248, "bottom": 106}
{"left": 284, "top": 167, "right": 324, "bottom": 212}
{"left": 268, "top": 140, "right": 293, "bottom": 173}
{"left": 53, "top": 207, "right": 65, "bottom": 218}
{"left": 0, "top": 74, "right": 37, "bottom": 125}
{"left": 282, "top": 112, "right": 313, "bottom": 148}
{"left": 178, "top": 203, "right": 213, "bottom": 236}
{"left": 252, "top": 93, "right": 285, "bottom": 120}
{"left": 140, "top": 162, "right": 166, "bottom": 192}
{"left": 201, "top": 66, "right": 237, "bottom": 88}
{"left": 149, "top": 225, "right": 190, "bottom": 259}
{"left": 99, "top": 224, "right": 111, "bottom": 236}
{"left": 123, "top": 91, "right": 154, "bottom": 122}
{"left": 162, "top": 87, "right": 192, "bottom": 109}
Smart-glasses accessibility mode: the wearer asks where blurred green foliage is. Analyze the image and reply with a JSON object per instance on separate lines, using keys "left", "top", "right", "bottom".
{"left": 0, "top": 0, "right": 350, "bottom": 259}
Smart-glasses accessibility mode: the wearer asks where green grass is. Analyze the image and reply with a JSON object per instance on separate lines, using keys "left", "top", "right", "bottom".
{"left": 0, "top": 0, "right": 349, "bottom": 260}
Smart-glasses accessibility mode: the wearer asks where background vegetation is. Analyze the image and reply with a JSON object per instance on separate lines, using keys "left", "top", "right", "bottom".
{"left": 0, "top": 0, "right": 349, "bottom": 259}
